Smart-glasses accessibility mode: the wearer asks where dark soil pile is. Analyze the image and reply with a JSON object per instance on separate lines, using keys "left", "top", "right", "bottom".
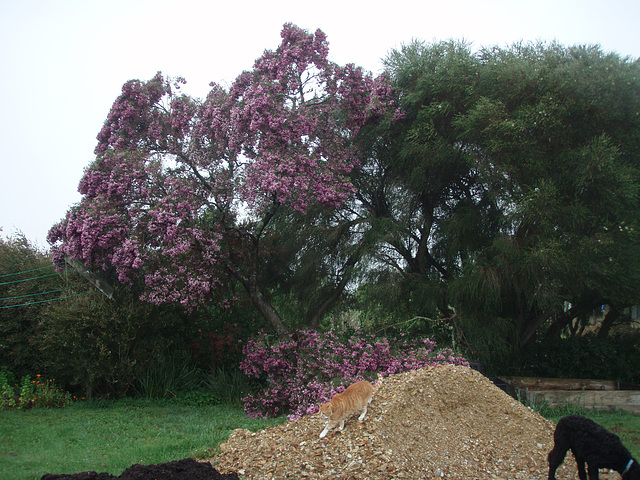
{"left": 41, "top": 458, "right": 238, "bottom": 480}
{"left": 209, "top": 365, "right": 620, "bottom": 479}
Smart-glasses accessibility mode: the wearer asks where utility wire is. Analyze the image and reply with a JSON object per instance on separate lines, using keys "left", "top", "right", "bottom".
{"left": 0, "top": 264, "right": 55, "bottom": 278}
{"left": 0, "top": 291, "right": 89, "bottom": 309}
{"left": 0, "top": 272, "right": 61, "bottom": 286}
{"left": 0, "top": 285, "right": 83, "bottom": 302}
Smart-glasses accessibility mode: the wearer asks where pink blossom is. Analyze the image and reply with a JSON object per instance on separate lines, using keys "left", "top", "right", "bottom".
{"left": 49, "top": 23, "right": 398, "bottom": 313}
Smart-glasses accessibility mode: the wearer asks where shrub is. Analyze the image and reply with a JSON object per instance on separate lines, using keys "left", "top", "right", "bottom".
{"left": 135, "top": 353, "right": 202, "bottom": 399}
{"left": 240, "top": 328, "right": 468, "bottom": 420}
{"left": 39, "top": 288, "right": 188, "bottom": 399}
{"left": 206, "top": 368, "right": 257, "bottom": 406}
{"left": 6, "top": 374, "right": 73, "bottom": 409}
{"left": 496, "top": 333, "right": 640, "bottom": 383}
{"left": 0, "top": 235, "right": 62, "bottom": 379}
{"left": 188, "top": 323, "right": 243, "bottom": 372}
{"left": 0, "top": 368, "right": 17, "bottom": 408}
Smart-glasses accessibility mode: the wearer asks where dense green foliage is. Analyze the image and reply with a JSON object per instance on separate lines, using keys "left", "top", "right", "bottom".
{"left": 0, "top": 235, "right": 224, "bottom": 399}
{"left": 0, "top": 235, "right": 62, "bottom": 377}
{"left": 357, "top": 40, "right": 640, "bottom": 362}
{"left": 495, "top": 331, "right": 640, "bottom": 383}
{"left": 38, "top": 288, "right": 191, "bottom": 398}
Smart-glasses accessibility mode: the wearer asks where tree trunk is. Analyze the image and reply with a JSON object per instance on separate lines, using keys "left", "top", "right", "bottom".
{"left": 229, "top": 266, "right": 290, "bottom": 337}
{"left": 307, "top": 254, "right": 358, "bottom": 329}
{"left": 543, "top": 303, "right": 593, "bottom": 340}
{"left": 246, "top": 283, "right": 290, "bottom": 337}
{"left": 597, "top": 304, "right": 620, "bottom": 338}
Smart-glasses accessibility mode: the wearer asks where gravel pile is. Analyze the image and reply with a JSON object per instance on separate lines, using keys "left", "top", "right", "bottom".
{"left": 210, "top": 365, "right": 620, "bottom": 479}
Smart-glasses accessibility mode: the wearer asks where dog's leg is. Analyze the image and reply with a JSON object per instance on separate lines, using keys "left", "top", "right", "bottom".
{"left": 574, "top": 454, "right": 589, "bottom": 480}
{"left": 586, "top": 461, "right": 600, "bottom": 480}
{"left": 547, "top": 446, "right": 567, "bottom": 480}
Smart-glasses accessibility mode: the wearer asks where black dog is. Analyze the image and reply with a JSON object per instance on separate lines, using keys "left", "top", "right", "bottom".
{"left": 548, "top": 415, "right": 640, "bottom": 480}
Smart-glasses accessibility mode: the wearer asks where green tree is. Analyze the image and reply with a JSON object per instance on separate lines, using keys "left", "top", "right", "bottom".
{"left": 364, "top": 41, "right": 640, "bottom": 358}
{"left": 0, "top": 234, "right": 64, "bottom": 376}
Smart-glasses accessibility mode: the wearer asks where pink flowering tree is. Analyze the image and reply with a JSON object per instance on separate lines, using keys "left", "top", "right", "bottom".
{"left": 48, "top": 24, "right": 394, "bottom": 335}
{"left": 239, "top": 329, "right": 469, "bottom": 419}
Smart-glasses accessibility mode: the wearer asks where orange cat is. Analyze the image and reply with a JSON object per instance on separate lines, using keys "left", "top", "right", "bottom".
{"left": 318, "top": 373, "right": 383, "bottom": 438}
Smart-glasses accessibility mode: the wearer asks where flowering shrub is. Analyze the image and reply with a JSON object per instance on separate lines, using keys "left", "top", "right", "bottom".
{"left": 240, "top": 329, "right": 468, "bottom": 420}
{"left": 12, "top": 374, "right": 73, "bottom": 409}
{"left": 1, "top": 372, "right": 74, "bottom": 410}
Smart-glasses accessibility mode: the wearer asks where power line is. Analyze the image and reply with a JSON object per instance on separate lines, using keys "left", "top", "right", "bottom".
{"left": 0, "top": 285, "right": 83, "bottom": 302}
{"left": 0, "top": 272, "right": 61, "bottom": 286}
{"left": 0, "top": 264, "right": 55, "bottom": 279}
{"left": 0, "top": 291, "right": 89, "bottom": 309}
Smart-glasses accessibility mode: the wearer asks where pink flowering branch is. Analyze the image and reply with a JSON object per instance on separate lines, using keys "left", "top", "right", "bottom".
{"left": 239, "top": 329, "right": 469, "bottom": 419}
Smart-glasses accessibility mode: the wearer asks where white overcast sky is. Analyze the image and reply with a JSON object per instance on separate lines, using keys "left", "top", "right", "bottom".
{"left": 1, "top": 0, "right": 639, "bottom": 248}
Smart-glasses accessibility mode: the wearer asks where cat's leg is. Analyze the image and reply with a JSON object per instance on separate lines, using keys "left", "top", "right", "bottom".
{"left": 338, "top": 419, "right": 345, "bottom": 431}
{"left": 358, "top": 405, "right": 368, "bottom": 421}
{"left": 319, "top": 420, "right": 335, "bottom": 438}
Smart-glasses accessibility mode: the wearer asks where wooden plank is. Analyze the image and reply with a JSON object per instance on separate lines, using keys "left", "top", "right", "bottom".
{"left": 503, "top": 376, "right": 618, "bottom": 391}
{"left": 525, "top": 390, "right": 640, "bottom": 414}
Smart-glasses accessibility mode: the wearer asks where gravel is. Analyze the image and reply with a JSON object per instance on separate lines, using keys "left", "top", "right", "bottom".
{"left": 209, "top": 364, "right": 620, "bottom": 479}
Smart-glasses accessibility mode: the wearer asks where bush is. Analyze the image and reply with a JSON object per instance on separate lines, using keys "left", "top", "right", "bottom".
{"left": 240, "top": 328, "right": 468, "bottom": 420}
{"left": 496, "top": 333, "right": 640, "bottom": 383}
{"left": 1, "top": 371, "right": 72, "bottom": 409}
{"left": 0, "top": 368, "right": 17, "bottom": 408}
{"left": 206, "top": 367, "right": 257, "bottom": 406}
{"left": 0, "top": 235, "right": 62, "bottom": 378}
{"left": 39, "top": 288, "right": 189, "bottom": 399}
{"left": 18, "top": 374, "right": 73, "bottom": 408}
{"left": 135, "top": 353, "right": 202, "bottom": 399}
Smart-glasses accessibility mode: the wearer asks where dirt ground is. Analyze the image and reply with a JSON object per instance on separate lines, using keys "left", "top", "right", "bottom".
{"left": 209, "top": 364, "right": 621, "bottom": 479}
{"left": 40, "top": 458, "right": 238, "bottom": 480}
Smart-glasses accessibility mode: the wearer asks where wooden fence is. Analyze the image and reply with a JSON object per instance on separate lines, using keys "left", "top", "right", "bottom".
{"left": 502, "top": 377, "right": 640, "bottom": 413}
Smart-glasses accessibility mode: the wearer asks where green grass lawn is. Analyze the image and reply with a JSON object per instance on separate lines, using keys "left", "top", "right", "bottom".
{"left": 0, "top": 399, "right": 284, "bottom": 480}
{"left": 1, "top": 399, "right": 639, "bottom": 480}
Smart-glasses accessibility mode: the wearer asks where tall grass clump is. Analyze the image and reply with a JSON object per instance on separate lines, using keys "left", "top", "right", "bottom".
{"left": 135, "top": 354, "right": 202, "bottom": 399}
{"left": 240, "top": 328, "right": 468, "bottom": 420}
{"left": 207, "top": 368, "right": 256, "bottom": 406}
